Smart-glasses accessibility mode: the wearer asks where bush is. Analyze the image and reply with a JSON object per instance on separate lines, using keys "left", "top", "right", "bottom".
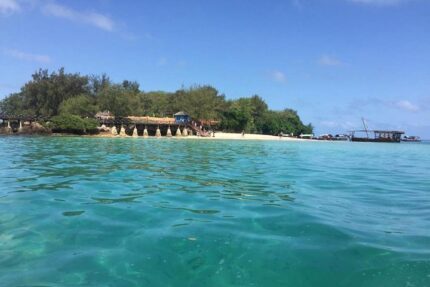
{"left": 49, "top": 114, "right": 99, "bottom": 134}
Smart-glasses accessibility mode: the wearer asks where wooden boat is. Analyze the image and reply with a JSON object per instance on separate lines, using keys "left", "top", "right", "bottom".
{"left": 351, "top": 130, "right": 404, "bottom": 143}
{"left": 350, "top": 118, "right": 404, "bottom": 143}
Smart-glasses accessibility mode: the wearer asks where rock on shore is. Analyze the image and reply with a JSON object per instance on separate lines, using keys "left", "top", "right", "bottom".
{"left": 0, "top": 122, "right": 51, "bottom": 135}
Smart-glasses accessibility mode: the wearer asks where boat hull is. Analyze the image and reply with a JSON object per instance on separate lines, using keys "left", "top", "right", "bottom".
{"left": 351, "top": 137, "right": 401, "bottom": 143}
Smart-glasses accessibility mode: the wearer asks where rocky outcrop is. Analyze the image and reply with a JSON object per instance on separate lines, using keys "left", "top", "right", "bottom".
{"left": 19, "top": 122, "right": 51, "bottom": 135}
{"left": 0, "top": 127, "right": 13, "bottom": 135}
{"left": 0, "top": 122, "right": 51, "bottom": 135}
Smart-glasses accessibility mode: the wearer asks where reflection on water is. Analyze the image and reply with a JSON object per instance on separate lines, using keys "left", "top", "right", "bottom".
{"left": 0, "top": 136, "right": 429, "bottom": 286}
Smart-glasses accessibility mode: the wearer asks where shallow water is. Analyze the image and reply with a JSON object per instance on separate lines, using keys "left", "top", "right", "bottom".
{"left": 0, "top": 136, "right": 429, "bottom": 286}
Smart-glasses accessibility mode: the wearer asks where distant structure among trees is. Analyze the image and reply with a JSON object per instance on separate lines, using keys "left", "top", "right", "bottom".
{"left": 0, "top": 68, "right": 313, "bottom": 136}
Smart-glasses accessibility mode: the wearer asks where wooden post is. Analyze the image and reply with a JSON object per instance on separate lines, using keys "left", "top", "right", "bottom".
{"left": 143, "top": 126, "right": 148, "bottom": 137}
{"left": 156, "top": 126, "right": 161, "bottom": 137}
{"left": 132, "top": 126, "right": 138, "bottom": 137}
{"left": 166, "top": 126, "right": 172, "bottom": 137}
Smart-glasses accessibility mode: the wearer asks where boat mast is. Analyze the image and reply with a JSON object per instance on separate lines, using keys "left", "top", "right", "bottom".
{"left": 361, "top": 117, "right": 369, "bottom": 138}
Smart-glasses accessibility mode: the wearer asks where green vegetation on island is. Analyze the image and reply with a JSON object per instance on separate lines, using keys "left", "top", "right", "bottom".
{"left": 0, "top": 68, "right": 313, "bottom": 135}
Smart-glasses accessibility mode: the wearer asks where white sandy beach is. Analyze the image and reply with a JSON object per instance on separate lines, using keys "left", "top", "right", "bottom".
{"left": 185, "top": 132, "right": 311, "bottom": 141}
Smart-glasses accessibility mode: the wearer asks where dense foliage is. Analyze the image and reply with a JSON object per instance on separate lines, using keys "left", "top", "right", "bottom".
{"left": 59, "top": 95, "right": 98, "bottom": 118}
{"left": 48, "top": 114, "right": 99, "bottom": 134}
{"left": 0, "top": 68, "right": 312, "bottom": 135}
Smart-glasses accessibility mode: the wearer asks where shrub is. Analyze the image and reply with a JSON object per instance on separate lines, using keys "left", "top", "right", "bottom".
{"left": 49, "top": 114, "right": 99, "bottom": 134}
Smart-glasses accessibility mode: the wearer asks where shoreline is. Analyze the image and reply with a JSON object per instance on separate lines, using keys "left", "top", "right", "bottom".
{"left": 84, "top": 132, "right": 317, "bottom": 142}
{"left": 6, "top": 133, "right": 426, "bottom": 143}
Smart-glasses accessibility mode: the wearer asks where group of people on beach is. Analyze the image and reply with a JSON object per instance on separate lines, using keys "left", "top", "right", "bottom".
{"left": 190, "top": 120, "right": 216, "bottom": 137}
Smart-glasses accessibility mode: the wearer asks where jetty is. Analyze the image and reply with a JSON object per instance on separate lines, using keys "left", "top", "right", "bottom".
{"left": 96, "top": 111, "right": 216, "bottom": 137}
{"left": 0, "top": 111, "right": 218, "bottom": 137}
{"left": 0, "top": 114, "right": 50, "bottom": 134}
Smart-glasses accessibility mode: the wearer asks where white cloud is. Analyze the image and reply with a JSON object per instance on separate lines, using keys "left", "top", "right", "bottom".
{"left": 394, "top": 100, "right": 419, "bottom": 112}
{"left": 319, "top": 55, "right": 343, "bottom": 66}
{"left": 43, "top": 3, "right": 115, "bottom": 31}
{"left": 348, "top": 0, "right": 409, "bottom": 6}
{"left": 4, "top": 48, "right": 51, "bottom": 63}
{"left": 0, "top": 0, "right": 20, "bottom": 14}
{"left": 271, "top": 70, "right": 287, "bottom": 84}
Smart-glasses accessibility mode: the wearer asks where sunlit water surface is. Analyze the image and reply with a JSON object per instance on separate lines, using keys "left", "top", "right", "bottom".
{"left": 0, "top": 137, "right": 429, "bottom": 286}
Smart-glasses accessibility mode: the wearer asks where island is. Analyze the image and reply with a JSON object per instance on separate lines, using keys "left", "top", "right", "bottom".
{"left": 0, "top": 68, "right": 313, "bottom": 139}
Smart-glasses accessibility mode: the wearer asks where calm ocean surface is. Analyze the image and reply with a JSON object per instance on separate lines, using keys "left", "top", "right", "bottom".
{"left": 0, "top": 136, "right": 429, "bottom": 287}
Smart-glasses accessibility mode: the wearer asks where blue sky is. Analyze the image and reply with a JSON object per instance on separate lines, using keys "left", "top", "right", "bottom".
{"left": 1, "top": 0, "right": 429, "bottom": 137}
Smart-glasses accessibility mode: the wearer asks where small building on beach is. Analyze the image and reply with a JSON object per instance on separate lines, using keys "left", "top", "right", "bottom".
{"left": 174, "top": 111, "right": 190, "bottom": 124}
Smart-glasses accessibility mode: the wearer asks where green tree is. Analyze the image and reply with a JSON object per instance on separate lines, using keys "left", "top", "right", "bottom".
{"left": 220, "top": 96, "right": 268, "bottom": 133}
{"left": 0, "top": 93, "right": 32, "bottom": 116}
{"left": 97, "top": 85, "right": 136, "bottom": 117}
{"left": 249, "top": 95, "right": 268, "bottom": 133}
{"left": 260, "top": 109, "right": 312, "bottom": 136}
{"left": 221, "top": 99, "right": 254, "bottom": 132}
{"left": 88, "top": 74, "right": 111, "bottom": 98}
{"left": 59, "top": 95, "right": 98, "bottom": 117}
{"left": 122, "top": 80, "right": 140, "bottom": 93}
{"left": 0, "top": 68, "right": 90, "bottom": 117}
{"left": 22, "top": 68, "right": 89, "bottom": 117}
{"left": 171, "top": 86, "right": 226, "bottom": 120}
{"left": 139, "top": 91, "right": 172, "bottom": 116}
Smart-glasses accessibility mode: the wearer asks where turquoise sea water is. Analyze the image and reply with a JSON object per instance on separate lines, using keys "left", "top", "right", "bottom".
{"left": 0, "top": 136, "right": 429, "bottom": 287}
